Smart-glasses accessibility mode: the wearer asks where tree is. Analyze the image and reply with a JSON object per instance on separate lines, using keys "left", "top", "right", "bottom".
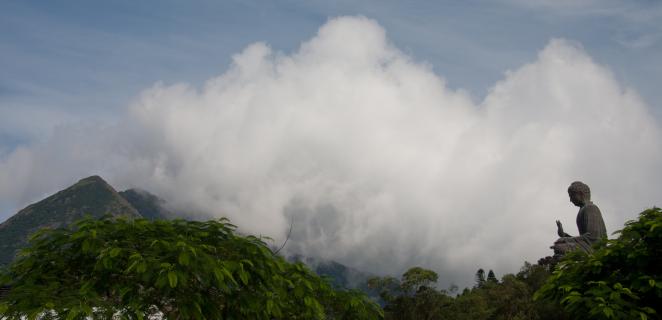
{"left": 0, "top": 216, "right": 383, "bottom": 319}
{"left": 482, "top": 274, "right": 537, "bottom": 320}
{"left": 535, "top": 208, "right": 662, "bottom": 319}
{"left": 368, "top": 260, "right": 570, "bottom": 320}
{"left": 516, "top": 261, "right": 569, "bottom": 320}
{"left": 401, "top": 267, "right": 438, "bottom": 294}
{"left": 475, "top": 268, "right": 486, "bottom": 288}
{"left": 368, "top": 267, "right": 450, "bottom": 320}
{"left": 487, "top": 270, "right": 498, "bottom": 284}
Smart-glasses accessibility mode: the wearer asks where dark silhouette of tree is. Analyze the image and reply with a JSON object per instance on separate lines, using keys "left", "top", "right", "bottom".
{"left": 475, "top": 268, "right": 486, "bottom": 288}
{"left": 487, "top": 270, "right": 498, "bottom": 284}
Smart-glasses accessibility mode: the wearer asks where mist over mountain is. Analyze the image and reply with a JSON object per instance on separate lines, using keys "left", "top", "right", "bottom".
{"left": 0, "top": 176, "right": 368, "bottom": 292}
{"left": 0, "top": 17, "right": 661, "bottom": 288}
{"left": 119, "top": 188, "right": 173, "bottom": 221}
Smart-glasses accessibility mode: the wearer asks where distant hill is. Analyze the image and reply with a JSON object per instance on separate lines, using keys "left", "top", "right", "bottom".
{"left": 0, "top": 176, "right": 140, "bottom": 265}
{"left": 119, "top": 188, "right": 173, "bottom": 220}
{"left": 291, "top": 255, "right": 376, "bottom": 293}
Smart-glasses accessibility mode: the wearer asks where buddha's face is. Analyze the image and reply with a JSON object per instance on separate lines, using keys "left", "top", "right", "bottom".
{"left": 568, "top": 191, "right": 585, "bottom": 207}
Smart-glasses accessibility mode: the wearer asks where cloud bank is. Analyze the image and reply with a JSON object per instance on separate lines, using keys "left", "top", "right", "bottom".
{"left": 1, "top": 16, "right": 661, "bottom": 288}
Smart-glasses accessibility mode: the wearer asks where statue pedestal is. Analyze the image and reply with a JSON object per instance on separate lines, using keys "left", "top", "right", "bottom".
{"left": 551, "top": 236, "right": 594, "bottom": 261}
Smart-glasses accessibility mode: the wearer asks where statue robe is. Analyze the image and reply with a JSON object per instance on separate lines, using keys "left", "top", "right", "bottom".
{"left": 553, "top": 201, "right": 607, "bottom": 256}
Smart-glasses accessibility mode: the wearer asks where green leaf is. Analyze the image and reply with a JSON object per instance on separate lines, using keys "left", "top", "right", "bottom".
{"left": 241, "top": 259, "right": 254, "bottom": 267}
{"left": 239, "top": 270, "right": 249, "bottom": 285}
{"left": 266, "top": 299, "right": 274, "bottom": 314}
{"left": 65, "top": 308, "right": 79, "bottom": 320}
{"left": 82, "top": 239, "right": 91, "bottom": 252}
{"left": 125, "top": 260, "right": 139, "bottom": 273}
{"left": 213, "top": 268, "right": 225, "bottom": 282}
{"left": 178, "top": 252, "right": 190, "bottom": 266}
{"left": 137, "top": 262, "right": 147, "bottom": 273}
{"left": 110, "top": 247, "right": 121, "bottom": 258}
{"left": 168, "top": 271, "right": 178, "bottom": 288}
{"left": 120, "top": 287, "right": 131, "bottom": 299}
{"left": 642, "top": 307, "right": 656, "bottom": 314}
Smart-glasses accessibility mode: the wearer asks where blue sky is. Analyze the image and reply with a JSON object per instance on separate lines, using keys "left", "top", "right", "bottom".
{"left": 1, "top": 1, "right": 662, "bottom": 285}
{"left": 2, "top": 0, "right": 661, "bottom": 150}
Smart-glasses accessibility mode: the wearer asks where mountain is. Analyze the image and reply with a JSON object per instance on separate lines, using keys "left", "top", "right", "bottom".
{"left": 0, "top": 175, "right": 140, "bottom": 265}
{"left": 0, "top": 176, "right": 375, "bottom": 297}
{"left": 291, "top": 255, "right": 376, "bottom": 293}
{"left": 119, "top": 188, "right": 173, "bottom": 220}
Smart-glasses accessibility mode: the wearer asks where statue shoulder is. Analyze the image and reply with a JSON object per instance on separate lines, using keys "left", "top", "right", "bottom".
{"left": 581, "top": 202, "right": 602, "bottom": 215}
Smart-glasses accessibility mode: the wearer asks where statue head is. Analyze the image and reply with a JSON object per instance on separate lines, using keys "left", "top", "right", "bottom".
{"left": 568, "top": 181, "right": 590, "bottom": 207}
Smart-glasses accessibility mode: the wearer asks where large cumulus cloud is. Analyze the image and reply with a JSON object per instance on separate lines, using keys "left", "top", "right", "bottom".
{"left": 1, "top": 16, "right": 660, "bottom": 288}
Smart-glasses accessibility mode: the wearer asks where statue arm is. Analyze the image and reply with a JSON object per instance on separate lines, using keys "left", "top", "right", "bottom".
{"left": 556, "top": 220, "right": 571, "bottom": 237}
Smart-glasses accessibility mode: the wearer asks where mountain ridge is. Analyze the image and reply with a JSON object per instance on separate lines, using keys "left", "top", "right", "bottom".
{"left": 0, "top": 175, "right": 140, "bottom": 265}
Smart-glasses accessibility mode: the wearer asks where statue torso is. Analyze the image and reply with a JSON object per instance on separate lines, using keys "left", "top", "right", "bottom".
{"left": 576, "top": 201, "right": 607, "bottom": 241}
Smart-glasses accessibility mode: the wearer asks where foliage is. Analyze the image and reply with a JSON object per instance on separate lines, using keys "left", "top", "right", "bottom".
{"left": 535, "top": 207, "right": 662, "bottom": 319}
{"left": 400, "top": 267, "right": 439, "bottom": 294}
{"left": 368, "top": 267, "right": 450, "bottom": 320}
{"left": 0, "top": 216, "right": 382, "bottom": 319}
{"left": 517, "top": 261, "right": 569, "bottom": 320}
{"left": 370, "top": 262, "right": 567, "bottom": 320}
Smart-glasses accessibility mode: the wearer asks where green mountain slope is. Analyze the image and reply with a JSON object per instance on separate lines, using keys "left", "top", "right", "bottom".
{"left": 291, "top": 255, "right": 376, "bottom": 293}
{"left": 0, "top": 175, "right": 140, "bottom": 265}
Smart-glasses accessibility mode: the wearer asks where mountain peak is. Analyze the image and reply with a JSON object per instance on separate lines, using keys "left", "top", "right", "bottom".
{"left": 77, "top": 175, "right": 107, "bottom": 184}
{"left": 0, "top": 175, "right": 140, "bottom": 265}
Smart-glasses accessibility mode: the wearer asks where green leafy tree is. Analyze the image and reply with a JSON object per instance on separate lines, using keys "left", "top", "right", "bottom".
{"left": 535, "top": 208, "right": 662, "bottom": 319}
{"left": 368, "top": 262, "right": 568, "bottom": 320}
{"left": 516, "top": 261, "right": 569, "bottom": 320}
{"left": 368, "top": 267, "right": 450, "bottom": 320}
{"left": 401, "top": 267, "right": 439, "bottom": 294}
{"left": 0, "top": 216, "right": 383, "bottom": 319}
{"left": 444, "top": 261, "right": 567, "bottom": 320}
{"left": 483, "top": 274, "right": 538, "bottom": 320}
{"left": 443, "top": 291, "right": 490, "bottom": 320}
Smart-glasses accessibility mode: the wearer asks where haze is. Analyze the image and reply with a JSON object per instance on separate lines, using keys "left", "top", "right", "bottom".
{"left": 1, "top": 1, "right": 661, "bottom": 289}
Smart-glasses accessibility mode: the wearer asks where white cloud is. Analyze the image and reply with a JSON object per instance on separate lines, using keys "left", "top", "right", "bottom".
{"left": 1, "top": 16, "right": 660, "bottom": 288}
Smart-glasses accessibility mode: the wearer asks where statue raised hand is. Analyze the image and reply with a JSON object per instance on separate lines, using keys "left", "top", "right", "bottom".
{"left": 556, "top": 220, "right": 570, "bottom": 237}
